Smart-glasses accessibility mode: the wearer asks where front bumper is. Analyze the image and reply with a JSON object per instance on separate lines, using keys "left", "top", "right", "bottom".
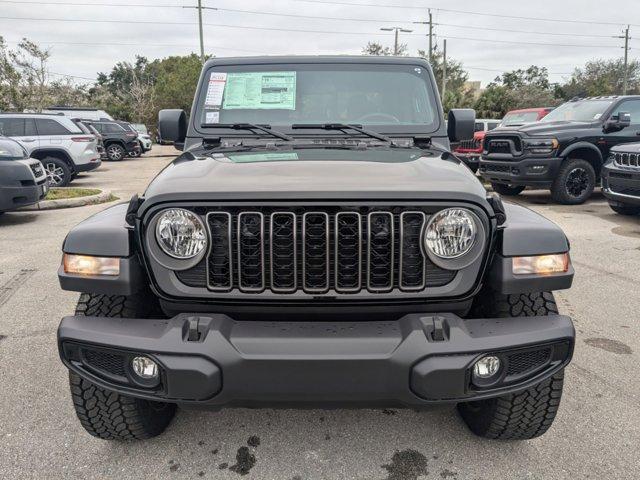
{"left": 0, "top": 181, "right": 48, "bottom": 212}
{"left": 602, "top": 162, "right": 640, "bottom": 206}
{"left": 58, "top": 312, "right": 574, "bottom": 408}
{"left": 479, "top": 156, "right": 563, "bottom": 187}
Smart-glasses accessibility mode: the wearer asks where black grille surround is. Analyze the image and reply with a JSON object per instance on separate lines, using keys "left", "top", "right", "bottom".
{"left": 151, "top": 204, "right": 492, "bottom": 300}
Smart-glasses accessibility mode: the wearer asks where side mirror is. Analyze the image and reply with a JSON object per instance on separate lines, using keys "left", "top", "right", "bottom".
{"left": 158, "top": 109, "right": 187, "bottom": 148}
{"left": 448, "top": 109, "right": 476, "bottom": 142}
{"left": 604, "top": 111, "right": 631, "bottom": 133}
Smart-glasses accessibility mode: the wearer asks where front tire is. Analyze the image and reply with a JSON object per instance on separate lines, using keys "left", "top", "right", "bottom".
{"left": 609, "top": 202, "right": 640, "bottom": 216}
{"left": 68, "top": 292, "right": 174, "bottom": 440}
{"left": 551, "top": 158, "right": 595, "bottom": 205}
{"left": 491, "top": 183, "right": 526, "bottom": 196}
{"left": 458, "top": 291, "right": 565, "bottom": 440}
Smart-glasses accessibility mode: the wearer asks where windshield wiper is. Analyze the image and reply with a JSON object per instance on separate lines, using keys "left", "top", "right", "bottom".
{"left": 291, "top": 123, "right": 397, "bottom": 146}
{"left": 201, "top": 123, "right": 293, "bottom": 141}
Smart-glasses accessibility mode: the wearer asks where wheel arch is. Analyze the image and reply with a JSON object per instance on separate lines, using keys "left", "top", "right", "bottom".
{"left": 31, "top": 148, "right": 75, "bottom": 171}
{"left": 559, "top": 143, "right": 603, "bottom": 175}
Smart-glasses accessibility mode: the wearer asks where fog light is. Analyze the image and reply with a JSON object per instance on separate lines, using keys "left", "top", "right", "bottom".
{"left": 131, "top": 356, "right": 159, "bottom": 379}
{"left": 473, "top": 355, "right": 501, "bottom": 379}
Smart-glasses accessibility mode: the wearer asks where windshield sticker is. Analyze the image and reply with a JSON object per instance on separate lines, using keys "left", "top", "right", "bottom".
{"left": 222, "top": 72, "right": 296, "bottom": 110}
{"left": 205, "top": 111, "right": 220, "bottom": 124}
{"left": 593, "top": 113, "right": 602, "bottom": 120}
{"left": 204, "top": 72, "right": 227, "bottom": 107}
{"left": 226, "top": 152, "right": 299, "bottom": 163}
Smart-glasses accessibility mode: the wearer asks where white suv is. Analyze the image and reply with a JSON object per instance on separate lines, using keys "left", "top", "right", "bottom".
{"left": 0, "top": 113, "right": 101, "bottom": 186}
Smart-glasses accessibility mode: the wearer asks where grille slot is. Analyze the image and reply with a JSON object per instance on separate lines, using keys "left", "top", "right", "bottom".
{"left": 367, "top": 212, "right": 394, "bottom": 292}
{"left": 207, "top": 212, "right": 232, "bottom": 290}
{"left": 270, "top": 212, "right": 297, "bottom": 292}
{"left": 237, "top": 212, "right": 265, "bottom": 292}
{"left": 399, "top": 212, "right": 427, "bottom": 290}
{"left": 335, "top": 212, "right": 362, "bottom": 292}
{"left": 303, "top": 212, "right": 330, "bottom": 293}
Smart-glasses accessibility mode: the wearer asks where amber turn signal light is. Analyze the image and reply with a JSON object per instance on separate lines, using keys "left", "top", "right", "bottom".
{"left": 63, "top": 254, "right": 120, "bottom": 276}
{"left": 512, "top": 253, "right": 569, "bottom": 275}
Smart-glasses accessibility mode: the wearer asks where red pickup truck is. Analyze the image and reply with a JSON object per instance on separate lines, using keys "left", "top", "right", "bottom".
{"left": 455, "top": 107, "right": 554, "bottom": 171}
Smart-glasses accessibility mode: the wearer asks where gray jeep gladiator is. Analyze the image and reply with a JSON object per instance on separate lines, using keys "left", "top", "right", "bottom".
{"left": 57, "top": 56, "right": 575, "bottom": 441}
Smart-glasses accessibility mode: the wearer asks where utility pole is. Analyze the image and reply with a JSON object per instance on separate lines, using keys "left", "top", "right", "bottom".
{"left": 380, "top": 27, "right": 413, "bottom": 55}
{"left": 623, "top": 26, "right": 630, "bottom": 95}
{"left": 442, "top": 39, "right": 447, "bottom": 102}
{"left": 183, "top": 1, "right": 218, "bottom": 64}
{"left": 413, "top": 9, "right": 435, "bottom": 64}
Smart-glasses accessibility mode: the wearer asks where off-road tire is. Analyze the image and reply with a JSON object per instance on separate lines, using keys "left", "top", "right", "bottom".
{"left": 68, "top": 292, "right": 174, "bottom": 440}
{"left": 43, "top": 156, "right": 72, "bottom": 187}
{"left": 609, "top": 203, "right": 640, "bottom": 216}
{"left": 459, "top": 290, "right": 564, "bottom": 440}
{"left": 551, "top": 158, "right": 595, "bottom": 205}
{"left": 106, "top": 143, "right": 125, "bottom": 161}
{"left": 491, "top": 183, "right": 526, "bottom": 196}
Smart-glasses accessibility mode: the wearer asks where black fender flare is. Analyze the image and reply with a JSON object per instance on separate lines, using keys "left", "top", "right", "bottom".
{"left": 559, "top": 141, "right": 603, "bottom": 166}
{"left": 103, "top": 139, "right": 127, "bottom": 149}
{"left": 30, "top": 148, "right": 75, "bottom": 170}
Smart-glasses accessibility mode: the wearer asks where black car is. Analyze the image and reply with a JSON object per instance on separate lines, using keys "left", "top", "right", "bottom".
{"left": 480, "top": 96, "right": 640, "bottom": 204}
{"left": 602, "top": 142, "right": 640, "bottom": 215}
{"left": 90, "top": 120, "right": 140, "bottom": 161}
{"left": 57, "top": 56, "right": 575, "bottom": 442}
{"left": 0, "top": 137, "right": 48, "bottom": 214}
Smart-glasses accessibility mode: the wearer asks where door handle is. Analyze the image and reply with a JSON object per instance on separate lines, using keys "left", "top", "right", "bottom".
{"left": 22, "top": 138, "right": 36, "bottom": 142}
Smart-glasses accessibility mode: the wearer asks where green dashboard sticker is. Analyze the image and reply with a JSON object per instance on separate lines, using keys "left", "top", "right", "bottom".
{"left": 227, "top": 152, "right": 299, "bottom": 163}
{"left": 222, "top": 72, "right": 296, "bottom": 110}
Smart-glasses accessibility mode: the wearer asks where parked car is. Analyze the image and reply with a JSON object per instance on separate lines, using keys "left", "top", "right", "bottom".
{"left": 454, "top": 118, "right": 501, "bottom": 172}
{"left": 42, "top": 106, "right": 114, "bottom": 121}
{"left": 0, "top": 113, "right": 101, "bottom": 187}
{"left": 89, "top": 120, "right": 140, "bottom": 161}
{"left": 500, "top": 107, "right": 554, "bottom": 127}
{"left": 601, "top": 142, "right": 640, "bottom": 215}
{"left": 58, "top": 56, "right": 575, "bottom": 442}
{"left": 114, "top": 121, "right": 143, "bottom": 157}
{"left": 131, "top": 123, "right": 153, "bottom": 153}
{"left": 480, "top": 96, "right": 640, "bottom": 204}
{"left": 0, "top": 136, "right": 48, "bottom": 214}
{"left": 72, "top": 119, "right": 105, "bottom": 158}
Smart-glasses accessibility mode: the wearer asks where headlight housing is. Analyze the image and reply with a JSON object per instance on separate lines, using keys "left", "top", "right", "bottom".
{"left": 155, "top": 208, "right": 207, "bottom": 259}
{"left": 523, "top": 137, "right": 559, "bottom": 154}
{"left": 426, "top": 208, "right": 477, "bottom": 259}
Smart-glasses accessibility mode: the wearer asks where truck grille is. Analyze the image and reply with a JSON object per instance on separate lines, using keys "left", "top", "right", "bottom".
{"left": 457, "top": 139, "right": 481, "bottom": 150}
{"left": 485, "top": 135, "right": 522, "bottom": 156}
{"left": 176, "top": 207, "right": 458, "bottom": 294}
{"left": 613, "top": 152, "right": 640, "bottom": 168}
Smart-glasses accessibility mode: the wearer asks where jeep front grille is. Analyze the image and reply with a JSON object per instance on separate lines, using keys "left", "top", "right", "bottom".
{"left": 175, "top": 207, "right": 459, "bottom": 294}
{"left": 613, "top": 152, "right": 640, "bottom": 168}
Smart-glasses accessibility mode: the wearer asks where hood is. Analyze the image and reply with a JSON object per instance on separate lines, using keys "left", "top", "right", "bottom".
{"left": 141, "top": 147, "right": 489, "bottom": 207}
{"left": 492, "top": 121, "right": 595, "bottom": 137}
{"left": 611, "top": 142, "right": 640, "bottom": 154}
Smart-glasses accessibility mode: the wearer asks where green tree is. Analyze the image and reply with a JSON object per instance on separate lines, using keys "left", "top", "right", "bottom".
{"left": 362, "top": 41, "right": 407, "bottom": 56}
{"left": 419, "top": 47, "right": 475, "bottom": 112}
{"left": 558, "top": 58, "right": 640, "bottom": 98}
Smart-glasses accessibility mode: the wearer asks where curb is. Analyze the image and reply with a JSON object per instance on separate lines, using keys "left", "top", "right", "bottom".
{"left": 20, "top": 189, "right": 115, "bottom": 211}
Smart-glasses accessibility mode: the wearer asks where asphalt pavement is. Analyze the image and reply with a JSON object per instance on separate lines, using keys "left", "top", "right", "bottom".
{"left": 1, "top": 146, "right": 638, "bottom": 480}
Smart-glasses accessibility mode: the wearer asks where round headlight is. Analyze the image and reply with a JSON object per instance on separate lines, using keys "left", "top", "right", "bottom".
{"left": 155, "top": 208, "right": 207, "bottom": 259}
{"left": 425, "top": 208, "right": 477, "bottom": 259}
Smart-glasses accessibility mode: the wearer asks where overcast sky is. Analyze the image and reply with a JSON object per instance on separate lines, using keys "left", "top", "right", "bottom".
{"left": 1, "top": 0, "right": 638, "bottom": 87}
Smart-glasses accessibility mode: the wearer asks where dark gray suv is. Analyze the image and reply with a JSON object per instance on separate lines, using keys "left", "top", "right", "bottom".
{"left": 57, "top": 56, "right": 575, "bottom": 442}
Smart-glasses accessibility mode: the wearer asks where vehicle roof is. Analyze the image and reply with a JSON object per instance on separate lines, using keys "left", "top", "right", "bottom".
{"left": 0, "top": 112, "right": 64, "bottom": 117}
{"left": 505, "top": 107, "right": 553, "bottom": 114}
{"left": 203, "top": 55, "right": 432, "bottom": 68}
{"left": 571, "top": 95, "right": 640, "bottom": 101}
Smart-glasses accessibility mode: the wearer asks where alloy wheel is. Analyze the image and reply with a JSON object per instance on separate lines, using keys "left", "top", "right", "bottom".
{"left": 107, "top": 145, "right": 123, "bottom": 161}
{"left": 565, "top": 167, "right": 589, "bottom": 198}
{"left": 45, "top": 162, "right": 65, "bottom": 186}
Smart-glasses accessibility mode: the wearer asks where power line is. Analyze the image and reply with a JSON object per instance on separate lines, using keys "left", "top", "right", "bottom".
{"left": 294, "top": 0, "right": 638, "bottom": 27}
{"left": 436, "top": 22, "right": 618, "bottom": 39}
{"left": 3, "top": 39, "right": 266, "bottom": 53}
{"left": 0, "top": 15, "right": 622, "bottom": 48}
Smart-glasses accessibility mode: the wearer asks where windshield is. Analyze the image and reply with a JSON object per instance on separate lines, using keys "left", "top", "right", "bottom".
{"left": 542, "top": 100, "right": 614, "bottom": 123}
{"left": 195, "top": 62, "right": 439, "bottom": 134}
{"left": 132, "top": 123, "right": 148, "bottom": 134}
{"left": 502, "top": 111, "right": 540, "bottom": 126}
{"left": 0, "top": 138, "right": 27, "bottom": 160}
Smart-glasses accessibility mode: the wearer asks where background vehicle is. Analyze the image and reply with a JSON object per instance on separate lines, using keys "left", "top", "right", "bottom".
{"left": 114, "top": 121, "right": 143, "bottom": 157}
{"left": 41, "top": 106, "right": 114, "bottom": 121}
{"left": 454, "top": 119, "right": 501, "bottom": 172}
{"left": 0, "top": 136, "right": 48, "bottom": 214}
{"left": 72, "top": 119, "right": 105, "bottom": 159}
{"left": 500, "top": 107, "right": 554, "bottom": 127}
{"left": 0, "top": 113, "right": 101, "bottom": 187}
{"left": 480, "top": 96, "right": 640, "bottom": 204}
{"left": 58, "top": 56, "right": 575, "bottom": 443}
{"left": 89, "top": 120, "right": 140, "bottom": 161}
{"left": 131, "top": 123, "right": 153, "bottom": 153}
{"left": 602, "top": 143, "right": 640, "bottom": 215}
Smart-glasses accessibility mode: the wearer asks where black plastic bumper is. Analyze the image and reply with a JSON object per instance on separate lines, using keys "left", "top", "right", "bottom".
{"left": 602, "top": 164, "right": 640, "bottom": 206}
{"left": 0, "top": 182, "right": 48, "bottom": 212}
{"left": 75, "top": 159, "right": 102, "bottom": 173}
{"left": 58, "top": 312, "right": 575, "bottom": 408}
{"left": 479, "top": 156, "right": 563, "bottom": 187}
